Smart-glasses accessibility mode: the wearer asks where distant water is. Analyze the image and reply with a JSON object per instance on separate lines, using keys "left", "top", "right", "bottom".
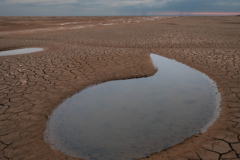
{"left": 44, "top": 54, "right": 220, "bottom": 160}
{"left": 0, "top": 48, "right": 43, "bottom": 56}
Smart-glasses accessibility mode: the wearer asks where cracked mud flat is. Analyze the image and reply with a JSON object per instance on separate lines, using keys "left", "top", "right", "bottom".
{"left": 0, "top": 16, "right": 240, "bottom": 160}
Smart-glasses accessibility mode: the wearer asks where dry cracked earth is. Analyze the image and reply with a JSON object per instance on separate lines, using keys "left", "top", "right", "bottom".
{"left": 0, "top": 16, "right": 240, "bottom": 160}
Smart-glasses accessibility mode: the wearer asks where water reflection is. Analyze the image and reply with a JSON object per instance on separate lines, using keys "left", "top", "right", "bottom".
{"left": 45, "top": 54, "right": 220, "bottom": 160}
{"left": 0, "top": 48, "right": 43, "bottom": 56}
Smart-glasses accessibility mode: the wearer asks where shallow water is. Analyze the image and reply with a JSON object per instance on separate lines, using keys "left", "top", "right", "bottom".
{"left": 44, "top": 54, "right": 220, "bottom": 160}
{"left": 0, "top": 48, "right": 43, "bottom": 56}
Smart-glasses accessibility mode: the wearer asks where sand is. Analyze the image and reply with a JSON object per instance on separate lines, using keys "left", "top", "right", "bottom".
{"left": 0, "top": 16, "right": 240, "bottom": 160}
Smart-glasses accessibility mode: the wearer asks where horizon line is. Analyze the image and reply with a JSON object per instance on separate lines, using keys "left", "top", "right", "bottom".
{"left": 0, "top": 12, "right": 240, "bottom": 17}
{"left": 146, "top": 12, "right": 240, "bottom": 16}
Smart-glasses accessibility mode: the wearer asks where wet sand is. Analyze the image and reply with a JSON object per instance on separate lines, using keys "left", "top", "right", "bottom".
{"left": 0, "top": 16, "right": 240, "bottom": 160}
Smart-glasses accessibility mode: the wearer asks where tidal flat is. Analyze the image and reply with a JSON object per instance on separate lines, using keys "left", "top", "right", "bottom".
{"left": 0, "top": 16, "right": 240, "bottom": 160}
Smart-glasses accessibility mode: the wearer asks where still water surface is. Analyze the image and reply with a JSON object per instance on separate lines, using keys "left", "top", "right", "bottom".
{"left": 45, "top": 54, "right": 220, "bottom": 160}
{"left": 0, "top": 48, "right": 43, "bottom": 56}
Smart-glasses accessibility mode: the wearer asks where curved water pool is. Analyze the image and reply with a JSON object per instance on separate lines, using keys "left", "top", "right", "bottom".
{"left": 44, "top": 54, "right": 220, "bottom": 160}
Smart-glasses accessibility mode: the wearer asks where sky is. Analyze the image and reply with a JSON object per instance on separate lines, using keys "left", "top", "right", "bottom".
{"left": 0, "top": 0, "right": 239, "bottom": 16}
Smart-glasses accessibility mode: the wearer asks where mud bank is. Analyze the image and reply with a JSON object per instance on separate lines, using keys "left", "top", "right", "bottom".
{"left": 0, "top": 16, "right": 240, "bottom": 160}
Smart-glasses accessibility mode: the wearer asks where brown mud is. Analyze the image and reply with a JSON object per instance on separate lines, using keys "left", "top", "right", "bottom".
{"left": 0, "top": 16, "right": 240, "bottom": 160}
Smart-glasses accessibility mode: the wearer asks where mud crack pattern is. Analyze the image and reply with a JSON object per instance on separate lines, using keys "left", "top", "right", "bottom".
{"left": 0, "top": 16, "right": 240, "bottom": 160}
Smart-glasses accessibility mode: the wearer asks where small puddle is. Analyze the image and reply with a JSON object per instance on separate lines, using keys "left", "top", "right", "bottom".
{"left": 44, "top": 54, "right": 221, "bottom": 160}
{"left": 0, "top": 48, "right": 43, "bottom": 56}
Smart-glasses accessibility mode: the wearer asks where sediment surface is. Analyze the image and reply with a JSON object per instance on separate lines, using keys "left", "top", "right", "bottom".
{"left": 0, "top": 16, "right": 240, "bottom": 160}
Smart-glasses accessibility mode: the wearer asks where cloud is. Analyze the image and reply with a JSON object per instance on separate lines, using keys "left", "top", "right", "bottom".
{"left": 115, "top": 0, "right": 240, "bottom": 15}
{"left": 0, "top": 0, "right": 240, "bottom": 16}
{"left": 4, "top": 0, "right": 78, "bottom": 4}
{"left": 1, "top": 0, "right": 172, "bottom": 7}
{"left": 108, "top": 0, "right": 156, "bottom": 7}
{"left": 213, "top": 1, "right": 240, "bottom": 6}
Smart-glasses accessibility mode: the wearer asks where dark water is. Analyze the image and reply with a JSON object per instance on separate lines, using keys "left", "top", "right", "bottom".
{"left": 44, "top": 54, "right": 220, "bottom": 160}
{"left": 0, "top": 48, "right": 43, "bottom": 56}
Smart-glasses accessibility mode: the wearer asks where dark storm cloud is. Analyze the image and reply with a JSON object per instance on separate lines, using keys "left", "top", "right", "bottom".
{"left": 116, "top": 0, "right": 240, "bottom": 15}
{"left": 0, "top": 0, "right": 239, "bottom": 16}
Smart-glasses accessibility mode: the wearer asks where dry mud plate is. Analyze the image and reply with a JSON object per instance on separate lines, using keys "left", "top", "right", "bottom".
{"left": 0, "top": 16, "right": 240, "bottom": 160}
